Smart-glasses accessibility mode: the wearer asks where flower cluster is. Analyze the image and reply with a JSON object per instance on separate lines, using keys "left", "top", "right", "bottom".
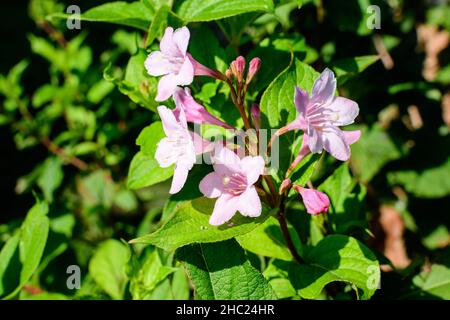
{"left": 145, "top": 26, "right": 360, "bottom": 225}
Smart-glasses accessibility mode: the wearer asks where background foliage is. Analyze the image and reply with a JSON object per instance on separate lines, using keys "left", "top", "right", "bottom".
{"left": 0, "top": 0, "right": 449, "bottom": 300}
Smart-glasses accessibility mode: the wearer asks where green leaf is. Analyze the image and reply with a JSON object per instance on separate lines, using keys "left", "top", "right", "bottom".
{"left": 318, "top": 164, "right": 367, "bottom": 234}
{"left": 104, "top": 50, "right": 159, "bottom": 111}
{"left": 426, "top": 5, "right": 450, "bottom": 31}
{"left": 176, "top": 239, "right": 277, "bottom": 299}
{"left": 0, "top": 200, "right": 50, "bottom": 299}
{"left": 288, "top": 235, "right": 380, "bottom": 300}
{"left": 260, "top": 58, "right": 319, "bottom": 128}
{"left": 47, "top": 1, "right": 153, "bottom": 31}
{"left": 388, "top": 156, "right": 450, "bottom": 199}
{"left": 177, "top": 0, "right": 274, "bottom": 22}
{"left": 145, "top": 5, "right": 170, "bottom": 47}
{"left": 89, "top": 239, "right": 129, "bottom": 300}
{"left": 351, "top": 124, "right": 405, "bottom": 182}
{"left": 236, "top": 216, "right": 302, "bottom": 261}
{"left": 130, "top": 250, "right": 177, "bottom": 299}
{"left": 402, "top": 264, "right": 450, "bottom": 300}
{"left": 0, "top": 233, "right": 20, "bottom": 298}
{"left": 288, "top": 153, "right": 321, "bottom": 193}
{"left": 37, "top": 157, "right": 64, "bottom": 202}
{"left": 130, "top": 197, "right": 272, "bottom": 251}
{"left": 127, "top": 121, "right": 174, "bottom": 190}
{"left": 331, "top": 55, "right": 379, "bottom": 83}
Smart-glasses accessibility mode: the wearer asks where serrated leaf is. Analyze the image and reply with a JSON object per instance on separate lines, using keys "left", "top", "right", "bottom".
{"left": 288, "top": 235, "right": 380, "bottom": 300}
{"left": 176, "top": 239, "right": 277, "bottom": 299}
{"left": 130, "top": 197, "right": 272, "bottom": 251}
{"left": 236, "top": 216, "right": 301, "bottom": 261}
{"left": 260, "top": 58, "right": 319, "bottom": 129}
{"left": 177, "top": 0, "right": 274, "bottom": 22}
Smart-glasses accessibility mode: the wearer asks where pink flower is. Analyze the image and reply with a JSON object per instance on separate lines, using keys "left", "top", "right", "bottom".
{"left": 173, "top": 87, "right": 233, "bottom": 129}
{"left": 145, "top": 26, "right": 224, "bottom": 101}
{"left": 293, "top": 185, "right": 330, "bottom": 215}
{"left": 155, "top": 106, "right": 196, "bottom": 194}
{"left": 145, "top": 27, "right": 194, "bottom": 102}
{"left": 285, "top": 68, "right": 360, "bottom": 161}
{"left": 199, "top": 146, "right": 265, "bottom": 226}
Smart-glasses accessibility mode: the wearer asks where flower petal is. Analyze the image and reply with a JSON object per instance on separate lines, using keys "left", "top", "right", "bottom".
{"left": 157, "top": 105, "right": 180, "bottom": 136}
{"left": 155, "top": 137, "right": 177, "bottom": 167}
{"left": 144, "top": 51, "right": 172, "bottom": 76}
{"left": 294, "top": 86, "right": 309, "bottom": 115}
{"left": 160, "top": 27, "right": 181, "bottom": 56}
{"left": 199, "top": 172, "right": 223, "bottom": 198}
{"left": 212, "top": 146, "right": 241, "bottom": 174}
{"left": 326, "top": 96, "right": 359, "bottom": 126}
{"left": 237, "top": 187, "right": 262, "bottom": 217}
{"left": 240, "top": 156, "right": 265, "bottom": 185}
{"left": 343, "top": 130, "right": 361, "bottom": 145}
{"left": 209, "top": 194, "right": 239, "bottom": 226}
{"left": 169, "top": 164, "right": 189, "bottom": 194}
{"left": 307, "top": 125, "right": 323, "bottom": 154}
{"left": 156, "top": 74, "right": 178, "bottom": 101}
{"left": 311, "top": 68, "right": 336, "bottom": 105}
{"left": 173, "top": 26, "right": 190, "bottom": 56}
{"left": 322, "top": 126, "right": 350, "bottom": 161}
{"left": 174, "top": 58, "right": 194, "bottom": 86}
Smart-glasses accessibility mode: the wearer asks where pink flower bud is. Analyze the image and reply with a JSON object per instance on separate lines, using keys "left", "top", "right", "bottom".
{"left": 225, "top": 68, "right": 233, "bottom": 79}
{"left": 236, "top": 56, "right": 246, "bottom": 81}
{"left": 246, "top": 57, "right": 261, "bottom": 84}
{"left": 279, "top": 178, "right": 291, "bottom": 195}
{"left": 293, "top": 185, "right": 330, "bottom": 215}
{"left": 251, "top": 103, "right": 261, "bottom": 130}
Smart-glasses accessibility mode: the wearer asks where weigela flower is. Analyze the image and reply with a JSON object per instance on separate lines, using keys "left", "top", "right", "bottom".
{"left": 145, "top": 27, "right": 194, "bottom": 102}
{"left": 293, "top": 185, "right": 330, "bottom": 215}
{"left": 284, "top": 68, "right": 360, "bottom": 161}
{"left": 145, "top": 26, "right": 223, "bottom": 101}
{"left": 173, "top": 87, "right": 233, "bottom": 129}
{"left": 155, "top": 106, "right": 196, "bottom": 194}
{"left": 199, "top": 146, "right": 265, "bottom": 226}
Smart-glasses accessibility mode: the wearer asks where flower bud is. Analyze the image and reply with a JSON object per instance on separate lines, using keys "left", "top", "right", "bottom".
{"left": 251, "top": 103, "right": 261, "bottom": 130}
{"left": 235, "top": 56, "right": 246, "bottom": 82}
{"left": 246, "top": 57, "right": 261, "bottom": 84}
{"left": 279, "top": 178, "right": 291, "bottom": 195}
{"left": 293, "top": 185, "right": 330, "bottom": 215}
{"left": 225, "top": 68, "right": 233, "bottom": 79}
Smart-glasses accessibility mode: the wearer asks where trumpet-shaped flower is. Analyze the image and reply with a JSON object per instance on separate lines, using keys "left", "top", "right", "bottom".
{"left": 145, "top": 26, "right": 222, "bottom": 101}
{"left": 199, "top": 147, "right": 265, "bottom": 226}
{"left": 293, "top": 185, "right": 330, "bottom": 215}
{"left": 155, "top": 106, "right": 196, "bottom": 194}
{"left": 284, "top": 68, "right": 360, "bottom": 161}
{"left": 173, "top": 87, "right": 233, "bottom": 129}
{"left": 145, "top": 27, "right": 194, "bottom": 101}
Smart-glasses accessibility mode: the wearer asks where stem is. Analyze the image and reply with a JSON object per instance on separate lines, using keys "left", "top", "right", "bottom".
{"left": 41, "top": 137, "right": 88, "bottom": 171}
{"left": 277, "top": 197, "right": 303, "bottom": 264}
{"left": 225, "top": 78, "right": 252, "bottom": 130}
